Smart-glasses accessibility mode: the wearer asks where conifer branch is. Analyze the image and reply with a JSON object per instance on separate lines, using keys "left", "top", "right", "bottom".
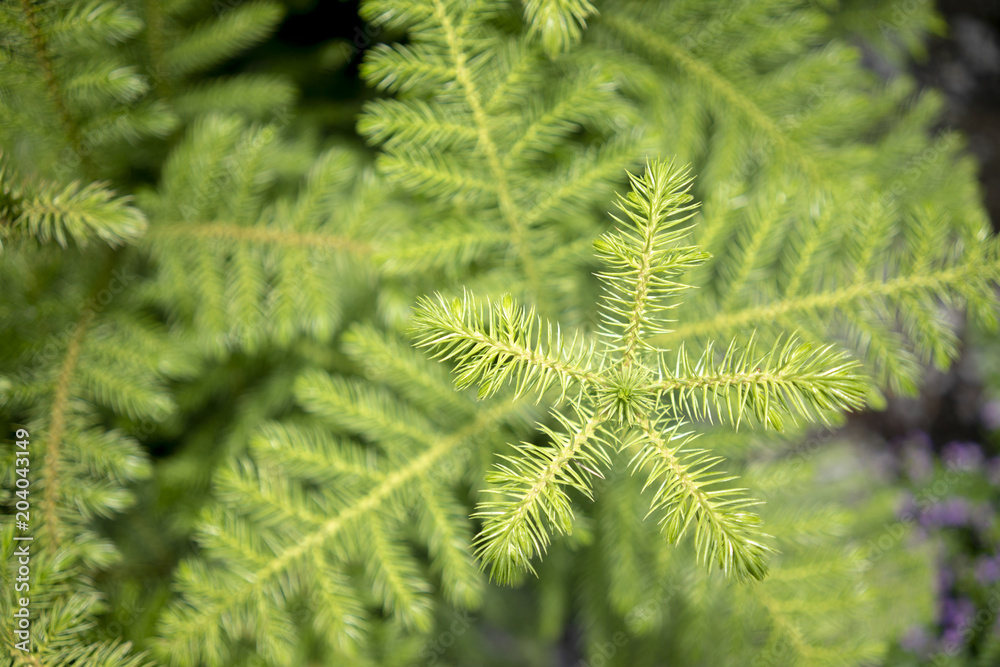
{"left": 41, "top": 306, "right": 95, "bottom": 550}
{"left": 32, "top": 253, "right": 159, "bottom": 553}
{"left": 501, "top": 73, "right": 616, "bottom": 167}
{"left": 718, "top": 204, "right": 787, "bottom": 311}
{"left": 373, "top": 225, "right": 509, "bottom": 277}
{"left": 522, "top": 132, "right": 642, "bottom": 229}
{"left": 415, "top": 160, "right": 869, "bottom": 583}
{"left": 654, "top": 336, "right": 868, "bottom": 430}
{"left": 142, "top": 0, "right": 169, "bottom": 96}
{"left": 521, "top": 0, "right": 597, "bottom": 58}
{"left": 5, "top": 183, "right": 147, "bottom": 250}
{"left": 162, "top": 1, "right": 284, "bottom": 77}
{"left": 412, "top": 290, "right": 602, "bottom": 401}
{"left": 430, "top": 0, "right": 542, "bottom": 301}
{"left": 755, "top": 589, "right": 815, "bottom": 658}
{"left": 343, "top": 324, "right": 476, "bottom": 419}
{"left": 362, "top": 43, "right": 456, "bottom": 94}
{"left": 251, "top": 421, "right": 384, "bottom": 484}
{"left": 216, "top": 459, "right": 329, "bottom": 530}
{"left": 418, "top": 478, "right": 484, "bottom": 607}
{"left": 171, "top": 75, "right": 295, "bottom": 120}
{"left": 2, "top": 1, "right": 987, "bottom": 662}
{"left": 146, "top": 221, "right": 370, "bottom": 253}
{"left": 783, "top": 205, "right": 837, "bottom": 298}
{"left": 364, "top": 519, "right": 434, "bottom": 630}
{"left": 19, "top": 0, "right": 85, "bottom": 164}
{"left": 655, "top": 259, "right": 1000, "bottom": 345}
{"left": 593, "top": 160, "right": 704, "bottom": 363}
{"left": 358, "top": 99, "right": 478, "bottom": 152}
{"left": 600, "top": 11, "right": 818, "bottom": 181}
{"left": 294, "top": 371, "right": 441, "bottom": 451}
{"left": 632, "top": 416, "right": 771, "bottom": 582}
{"left": 0, "top": 152, "right": 147, "bottom": 250}
{"left": 473, "top": 405, "right": 607, "bottom": 583}
{"left": 376, "top": 150, "right": 498, "bottom": 203}
{"left": 360, "top": 0, "right": 639, "bottom": 311}
{"left": 157, "top": 399, "right": 524, "bottom": 661}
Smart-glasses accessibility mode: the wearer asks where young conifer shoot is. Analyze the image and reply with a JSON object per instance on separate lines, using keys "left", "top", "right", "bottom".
{"left": 412, "top": 159, "right": 869, "bottom": 584}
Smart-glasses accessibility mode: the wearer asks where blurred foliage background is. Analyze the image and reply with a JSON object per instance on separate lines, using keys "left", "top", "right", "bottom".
{"left": 1, "top": 0, "right": 999, "bottom": 665}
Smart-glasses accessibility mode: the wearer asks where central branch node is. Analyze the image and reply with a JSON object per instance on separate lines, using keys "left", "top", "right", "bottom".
{"left": 598, "top": 364, "right": 653, "bottom": 425}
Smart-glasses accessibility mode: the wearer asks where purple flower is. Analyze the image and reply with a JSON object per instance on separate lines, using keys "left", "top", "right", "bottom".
{"left": 940, "top": 626, "right": 963, "bottom": 650}
{"left": 922, "top": 499, "right": 971, "bottom": 528}
{"left": 937, "top": 568, "right": 955, "bottom": 594}
{"left": 943, "top": 499, "right": 971, "bottom": 526}
{"left": 942, "top": 441, "right": 984, "bottom": 471}
{"left": 940, "top": 596, "right": 975, "bottom": 634}
{"left": 975, "top": 555, "right": 1000, "bottom": 585}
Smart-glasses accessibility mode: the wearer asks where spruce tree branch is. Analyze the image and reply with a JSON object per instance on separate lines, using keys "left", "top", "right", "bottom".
{"left": 755, "top": 589, "right": 815, "bottom": 659}
{"left": 500, "top": 74, "right": 611, "bottom": 168}
{"left": 19, "top": 0, "right": 90, "bottom": 173}
{"left": 365, "top": 519, "right": 433, "bottom": 630}
{"left": 719, "top": 207, "right": 783, "bottom": 312}
{"left": 782, "top": 205, "right": 835, "bottom": 298}
{"left": 12, "top": 179, "right": 147, "bottom": 249}
{"left": 218, "top": 465, "right": 328, "bottom": 528}
{"left": 363, "top": 43, "right": 457, "bottom": 94}
{"left": 430, "top": 0, "right": 541, "bottom": 303}
{"left": 652, "top": 336, "right": 867, "bottom": 430}
{"left": 522, "top": 134, "right": 641, "bottom": 229}
{"left": 375, "top": 227, "right": 509, "bottom": 276}
{"left": 378, "top": 152, "right": 498, "bottom": 200}
{"left": 412, "top": 291, "right": 602, "bottom": 401}
{"left": 41, "top": 309, "right": 95, "bottom": 550}
{"left": 252, "top": 422, "right": 385, "bottom": 484}
{"left": 146, "top": 222, "right": 371, "bottom": 254}
{"left": 595, "top": 161, "right": 703, "bottom": 360}
{"left": 358, "top": 99, "right": 478, "bottom": 150}
{"left": 654, "top": 263, "right": 993, "bottom": 345}
{"left": 295, "top": 372, "right": 443, "bottom": 450}
{"left": 474, "top": 406, "right": 605, "bottom": 583}
{"left": 634, "top": 419, "right": 709, "bottom": 512}
{"left": 657, "top": 369, "right": 782, "bottom": 391}
{"left": 600, "top": 12, "right": 818, "bottom": 182}
{"left": 620, "top": 209, "right": 656, "bottom": 367}
{"left": 418, "top": 477, "right": 482, "bottom": 606}
{"left": 41, "top": 254, "right": 121, "bottom": 549}
{"left": 144, "top": 0, "right": 169, "bottom": 96}
{"left": 13, "top": 652, "right": 47, "bottom": 667}
{"left": 484, "top": 42, "right": 537, "bottom": 111}
{"left": 161, "top": 400, "right": 524, "bottom": 647}
{"left": 633, "top": 416, "right": 770, "bottom": 581}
